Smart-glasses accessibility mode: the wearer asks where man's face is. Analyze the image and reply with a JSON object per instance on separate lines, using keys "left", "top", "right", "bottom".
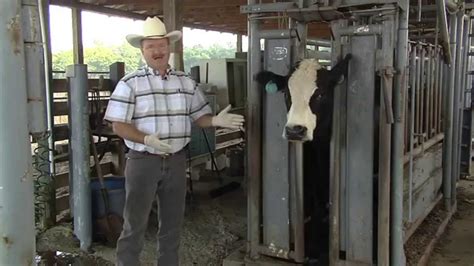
{"left": 141, "top": 38, "right": 170, "bottom": 71}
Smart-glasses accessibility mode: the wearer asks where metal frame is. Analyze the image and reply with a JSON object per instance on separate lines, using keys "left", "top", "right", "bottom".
{"left": 244, "top": 1, "right": 471, "bottom": 266}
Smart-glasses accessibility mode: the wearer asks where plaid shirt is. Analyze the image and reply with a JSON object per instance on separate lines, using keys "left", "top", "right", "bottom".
{"left": 104, "top": 66, "right": 212, "bottom": 154}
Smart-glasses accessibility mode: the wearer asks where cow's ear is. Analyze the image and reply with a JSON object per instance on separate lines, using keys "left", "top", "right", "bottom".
{"left": 328, "top": 53, "right": 352, "bottom": 85}
{"left": 255, "top": 71, "right": 287, "bottom": 92}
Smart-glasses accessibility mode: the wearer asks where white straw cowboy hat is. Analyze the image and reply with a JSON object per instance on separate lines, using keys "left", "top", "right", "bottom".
{"left": 126, "top": 16, "right": 182, "bottom": 48}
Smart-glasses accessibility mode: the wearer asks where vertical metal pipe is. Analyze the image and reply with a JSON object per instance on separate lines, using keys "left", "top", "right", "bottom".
{"left": 38, "top": 0, "right": 57, "bottom": 226}
{"left": 378, "top": 11, "right": 395, "bottom": 265}
{"left": 443, "top": 13, "right": 457, "bottom": 210}
{"left": 391, "top": 3, "right": 409, "bottom": 265}
{"left": 0, "top": 1, "right": 35, "bottom": 264}
{"left": 247, "top": 0, "right": 262, "bottom": 258}
{"left": 437, "top": 0, "right": 453, "bottom": 64}
{"left": 416, "top": 44, "right": 422, "bottom": 145}
{"left": 293, "top": 143, "right": 304, "bottom": 263}
{"left": 292, "top": 20, "right": 306, "bottom": 263}
{"left": 66, "top": 64, "right": 92, "bottom": 251}
{"left": 438, "top": 51, "right": 444, "bottom": 134}
{"left": 409, "top": 45, "right": 417, "bottom": 222}
{"left": 329, "top": 19, "right": 345, "bottom": 266}
{"left": 420, "top": 46, "right": 426, "bottom": 144}
{"left": 23, "top": 0, "right": 55, "bottom": 230}
{"left": 452, "top": 12, "right": 464, "bottom": 203}
{"left": 427, "top": 47, "right": 433, "bottom": 139}
{"left": 434, "top": 47, "right": 440, "bottom": 136}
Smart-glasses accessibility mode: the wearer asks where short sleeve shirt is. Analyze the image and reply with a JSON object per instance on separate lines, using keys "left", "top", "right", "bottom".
{"left": 104, "top": 66, "right": 212, "bottom": 154}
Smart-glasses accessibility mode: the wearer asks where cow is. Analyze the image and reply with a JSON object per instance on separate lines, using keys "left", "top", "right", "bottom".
{"left": 256, "top": 54, "right": 352, "bottom": 264}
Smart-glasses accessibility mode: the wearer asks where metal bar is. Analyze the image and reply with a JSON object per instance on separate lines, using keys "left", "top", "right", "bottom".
{"left": 307, "top": 37, "right": 331, "bottom": 47}
{"left": 436, "top": 0, "right": 453, "bottom": 64}
{"left": 346, "top": 34, "right": 375, "bottom": 263}
{"left": 67, "top": 64, "right": 92, "bottom": 251}
{"left": 459, "top": 15, "right": 471, "bottom": 176}
{"left": 378, "top": 10, "right": 395, "bottom": 265}
{"left": 247, "top": 0, "right": 262, "bottom": 258}
{"left": 338, "top": 24, "right": 382, "bottom": 36}
{"left": 403, "top": 133, "right": 445, "bottom": 164}
{"left": 391, "top": 3, "right": 409, "bottom": 265}
{"left": 22, "top": 0, "right": 54, "bottom": 231}
{"left": 408, "top": 45, "right": 417, "bottom": 223}
{"left": 240, "top": 2, "right": 297, "bottom": 14}
{"left": 259, "top": 29, "right": 296, "bottom": 39}
{"left": 434, "top": 48, "right": 438, "bottom": 134}
{"left": 420, "top": 46, "right": 426, "bottom": 145}
{"left": 427, "top": 47, "right": 433, "bottom": 139}
{"left": 39, "top": 0, "right": 57, "bottom": 216}
{"left": 294, "top": 143, "right": 304, "bottom": 263}
{"left": 438, "top": 52, "right": 444, "bottom": 134}
{"left": 443, "top": 13, "right": 457, "bottom": 210}
{"left": 0, "top": 1, "right": 35, "bottom": 264}
{"left": 434, "top": 48, "right": 440, "bottom": 136}
{"left": 293, "top": 20, "right": 306, "bottom": 264}
{"left": 416, "top": 44, "right": 422, "bottom": 146}
{"left": 329, "top": 19, "right": 345, "bottom": 266}
{"left": 414, "top": 1, "right": 460, "bottom": 13}
{"left": 452, "top": 12, "right": 464, "bottom": 198}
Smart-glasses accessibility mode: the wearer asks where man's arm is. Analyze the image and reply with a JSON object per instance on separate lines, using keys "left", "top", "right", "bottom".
{"left": 112, "top": 121, "right": 146, "bottom": 144}
{"left": 194, "top": 114, "right": 213, "bottom": 128}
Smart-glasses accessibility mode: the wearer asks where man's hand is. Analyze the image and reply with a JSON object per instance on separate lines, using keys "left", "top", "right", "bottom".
{"left": 211, "top": 105, "right": 245, "bottom": 129}
{"left": 144, "top": 133, "right": 172, "bottom": 152}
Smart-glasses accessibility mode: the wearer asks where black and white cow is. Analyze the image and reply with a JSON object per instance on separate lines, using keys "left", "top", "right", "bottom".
{"left": 256, "top": 54, "right": 352, "bottom": 262}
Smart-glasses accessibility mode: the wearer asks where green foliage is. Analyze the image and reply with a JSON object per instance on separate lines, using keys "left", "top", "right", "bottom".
{"left": 52, "top": 42, "right": 143, "bottom": 74}
{"left": 52, "top": 42, "right": 236, "bottom": 75}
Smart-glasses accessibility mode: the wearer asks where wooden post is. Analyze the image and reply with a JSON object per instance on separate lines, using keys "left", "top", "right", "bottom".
{"left": 109, "top": 62, "right": 125, "bottom": 92}
{"left": 163, "top": 0, "right": 184, "bottom": 71}
{"left": 109, "top": 62, "right": 126, "bottom": 175}
{"left": 72, "top": 7, "right": 84, "bottom": 64}
{"left": 237, "top": 34, "right": 243, "bottom": 52}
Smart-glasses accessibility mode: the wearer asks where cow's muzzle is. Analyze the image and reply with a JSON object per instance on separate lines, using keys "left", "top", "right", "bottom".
{"left": 285, "top": 125, "right": 307, "bottom": 141}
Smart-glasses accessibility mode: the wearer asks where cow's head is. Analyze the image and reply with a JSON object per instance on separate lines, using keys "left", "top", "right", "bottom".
{"left": 256, "top": 54, "right": 352, "bottom": 142}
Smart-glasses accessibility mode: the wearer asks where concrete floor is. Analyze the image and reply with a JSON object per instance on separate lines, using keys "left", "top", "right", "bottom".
{"left": 429, "top": 179, "right": 474, "bottom": 266}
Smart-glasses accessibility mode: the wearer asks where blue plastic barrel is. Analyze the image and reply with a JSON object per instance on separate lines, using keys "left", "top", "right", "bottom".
{"left": 90, "top": 176, "right": 125, "bottom": 238}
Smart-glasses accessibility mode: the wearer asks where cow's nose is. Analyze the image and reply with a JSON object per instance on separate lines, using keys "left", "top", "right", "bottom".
{"left": 285, "top": 125, "right": 307, "bottom": 141}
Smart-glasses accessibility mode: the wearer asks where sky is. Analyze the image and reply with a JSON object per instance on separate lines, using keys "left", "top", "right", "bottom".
{"left": 49, "top": 5, "right": 248, "bottom": 53}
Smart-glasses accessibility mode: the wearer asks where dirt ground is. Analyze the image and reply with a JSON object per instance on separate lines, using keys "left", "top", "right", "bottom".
{"left": 428, "top": 179, "right": 474, "bottom": 266}
{"left": 36, "top": 174, "right": 247, "bottom": 265}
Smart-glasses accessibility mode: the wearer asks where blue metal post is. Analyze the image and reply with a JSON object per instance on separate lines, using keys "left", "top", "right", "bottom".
{"left": 67, "top": 64, "right": 92, "bottom": 251}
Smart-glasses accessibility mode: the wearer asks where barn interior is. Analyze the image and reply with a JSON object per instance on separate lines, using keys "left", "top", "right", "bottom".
{"left": 2, "top": 0, "right": 474, "bottom": 265}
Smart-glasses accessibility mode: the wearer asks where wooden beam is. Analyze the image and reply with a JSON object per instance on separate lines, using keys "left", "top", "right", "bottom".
{"left": 52, "top": 78, "right": 112, "bottom": 92}
{"left": 163, "top": 0, "right": 184, "bottom": 71}
{"left": 50, "top": 0, "right": 149, "bottom": 20}
{"left": 72, "top": 8, "right": 84, "bottom": 64}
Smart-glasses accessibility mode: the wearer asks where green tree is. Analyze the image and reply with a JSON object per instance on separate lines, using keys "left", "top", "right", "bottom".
{"left": 52, "top": 42, "right": 236, "bottom": 75}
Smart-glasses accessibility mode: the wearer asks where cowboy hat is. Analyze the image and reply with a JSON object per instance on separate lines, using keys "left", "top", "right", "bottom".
{"left": 126, "top": 16, "right": 182, "bottom": 48}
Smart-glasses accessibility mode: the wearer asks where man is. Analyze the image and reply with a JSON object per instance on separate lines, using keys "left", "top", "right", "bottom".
{"left": 104, "top": 16, "right": 244, "bottom": 266}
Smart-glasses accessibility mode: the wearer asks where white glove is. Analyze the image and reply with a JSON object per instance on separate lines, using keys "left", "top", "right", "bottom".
{"left": 211, "top": 105, "right": 245, "bottom": 129}
{"left": 144, "top": 133, "right": 172, "bottom": 153}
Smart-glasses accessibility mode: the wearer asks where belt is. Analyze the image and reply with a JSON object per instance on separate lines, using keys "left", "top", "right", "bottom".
{"left": 131, "top": 145, "right": 188, "bottom": 159}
